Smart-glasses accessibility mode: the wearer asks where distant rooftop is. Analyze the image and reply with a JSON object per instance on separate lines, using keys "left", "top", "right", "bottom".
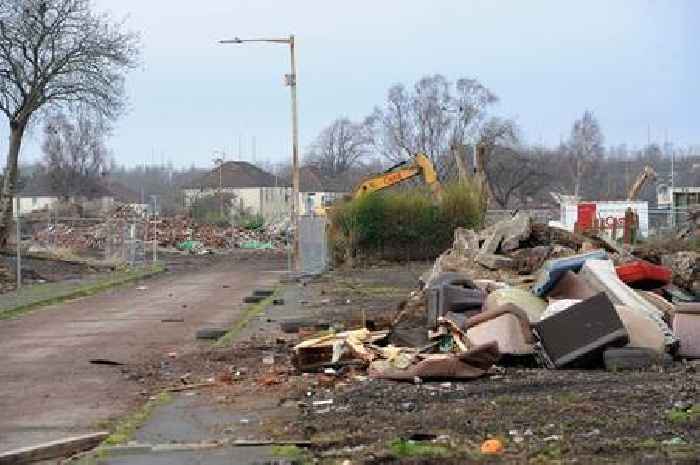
{"left": 188, "top": 161, "right": 284, "bottom": 189}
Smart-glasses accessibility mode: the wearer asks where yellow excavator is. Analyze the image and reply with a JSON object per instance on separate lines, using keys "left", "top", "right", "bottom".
{"left": 627, "top": 165, "right": 657, "bottom": 201}
{"left": 352, "top": 153, "right": 443, "bottom": 200}
{"left": 314, "top": 154, "right": 443, "bottom": 215}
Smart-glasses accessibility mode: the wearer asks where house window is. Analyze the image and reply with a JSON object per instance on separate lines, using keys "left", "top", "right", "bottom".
{"left": 32, "top": 198, "right": 37, "bottom": 207}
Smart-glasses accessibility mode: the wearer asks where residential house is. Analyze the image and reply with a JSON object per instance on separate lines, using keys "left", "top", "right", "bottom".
{"left": 183, "top": 161, "right": 289, "bottom": 221}
{"left": 13, "top": 173, "right": 140, "bottom": 217}
{"left": 297, "top": 166, "right": 351, "bottom": 215}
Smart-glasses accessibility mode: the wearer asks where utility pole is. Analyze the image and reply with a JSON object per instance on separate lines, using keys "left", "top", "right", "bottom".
{"left": 219, "top": 34, "right": 301, "bottom": 271}
{"left": 288, "top": 34, "right": 301, "bottom": 273}
{"left": 151, "top": 195, "right": 158, "bottom": 263}
{"left": 213, "top": 152, "right": 226, "bottom": 218}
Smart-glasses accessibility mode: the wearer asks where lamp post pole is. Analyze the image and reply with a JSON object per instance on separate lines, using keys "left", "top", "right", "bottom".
{"left": 219, "top": 35, "right": 300, "bottom": 272}
{"left": 288, "top": 35, "right": 300, "bottom": 272}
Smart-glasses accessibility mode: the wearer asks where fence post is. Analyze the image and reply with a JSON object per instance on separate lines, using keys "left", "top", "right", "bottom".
{"left": 15, "top": 196, "right": 21, "bottom": 290}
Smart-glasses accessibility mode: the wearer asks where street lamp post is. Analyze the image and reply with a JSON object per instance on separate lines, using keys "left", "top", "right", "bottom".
{"left": 219, "top": 35, "right": 300, "bottom": 272}
{"left": 212, "top": 151, "right": 226, "bottom": 218}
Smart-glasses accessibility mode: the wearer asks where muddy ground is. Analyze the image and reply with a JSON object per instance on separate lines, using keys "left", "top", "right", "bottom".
{"left": 137, "top": 263, "right": 699, "bottom": 465}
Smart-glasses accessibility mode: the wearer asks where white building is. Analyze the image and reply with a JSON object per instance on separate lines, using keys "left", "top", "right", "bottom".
{"left": 182, "top": 161, "right": 290, "bottom": 222}
{"left": 183, "top": 162, "right": 351, "bottom": 221}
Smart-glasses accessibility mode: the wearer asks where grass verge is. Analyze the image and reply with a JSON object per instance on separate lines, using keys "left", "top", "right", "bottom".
{"left": 100, "top": 392, "right": 173, "bottom": 446}
{"left": 0, "top": 263, "right": 165, "bottom": 320}
{"left": 388, "top": 439, "right": 451, "bottom": 458}
{"left": 215, "top": 289, "right": 278, "bottom": 347}
{"left": 271, "top": 445, "right": 312, "bottom": 464}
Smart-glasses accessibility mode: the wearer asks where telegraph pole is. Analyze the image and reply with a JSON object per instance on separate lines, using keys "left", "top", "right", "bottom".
{"left": 219, "top": 34, "right": 301, "bottom": 271}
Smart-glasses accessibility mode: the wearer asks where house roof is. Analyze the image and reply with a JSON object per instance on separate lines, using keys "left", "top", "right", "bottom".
{"left": 299, "top": 166, "right": 352, "bottom": 193}
{"left": 188, "top": 161, "right": 284, "bottom": 189}
{"left": 19, "top": 173, "right": 114, "bottom": 199}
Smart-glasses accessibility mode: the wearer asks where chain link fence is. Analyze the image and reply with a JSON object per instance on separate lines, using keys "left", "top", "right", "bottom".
{"left": 19, "top": 215, "right": 148, "bottom": 266}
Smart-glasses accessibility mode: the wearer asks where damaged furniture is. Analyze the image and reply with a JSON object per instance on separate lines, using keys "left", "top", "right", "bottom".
{"left": 426, "top": 274, "right": 484, "bottom": 330}
{"left": 531, "top": 249, "right": 608, "bottom": 297}
{"left": 579, "top": 259, "right": 676, "bottom": 347}
{"left": 464, "top": 304, "right": 535, "bottom": 356}
{"left": 369, "top": 342, "right": 500, "bottom": 381}
{"left": 673, "top": 303, "right": 700, "bottom": 358}
{"left": 534, "top": 293, "right": 629, "bottom": 368}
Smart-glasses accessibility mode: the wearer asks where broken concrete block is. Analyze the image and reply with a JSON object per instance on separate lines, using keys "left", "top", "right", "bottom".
{"left": 421, "top": 253, "right": 475, "bottom": 288}
{"left": 453, "top": 228, "right": 480, "bottom": 256}
{"left": 661, "top": 252, "right": 700, "bottom": 294}
{"left": 476, "top": 253, "right": 515, "bottom": 270}
{"left": 480, "top": 229, "right": 504, "bottom": 255}
{"left": 604, "top": 347, "right": 672, "bottom": 371}
{"left": 501, "top": 212, "right": 533, "bottom": 252}
{"left": 510, "top": 245, "right": 552, "bottom": 274}
{"left": 579, "top": 259, "right": 676, "bottom": 346}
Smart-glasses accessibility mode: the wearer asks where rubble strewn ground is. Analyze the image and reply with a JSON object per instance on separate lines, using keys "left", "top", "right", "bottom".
{"left": 128, "top": 257, "right": 698, "bottom": 464}
{"left": 30, "top": 213, "right": 288, "bottom": 252}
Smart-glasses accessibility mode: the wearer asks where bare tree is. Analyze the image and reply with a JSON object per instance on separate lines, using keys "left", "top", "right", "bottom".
{"left": 366, "top": 74, "right": 499, "bottom": 178}
{"left": 0, "top": 0, "right": 139, "bottom": 245}
{"left": 485, "top": 146, "right": 552, "bottom": 208}
{"left": 565, "top": 110, "right": 604, "bottom": 198}
{"left": 41, "top": 111, "right": 109, "bottom": 198}
{"left": 305, "top": 117, "right": 370, "bottom": 177}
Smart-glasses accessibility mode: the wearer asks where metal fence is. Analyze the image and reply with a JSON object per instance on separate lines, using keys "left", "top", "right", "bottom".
{"left": 298, "top": 215, "right": 329, "bottom": 274}
{"left": 18, "top": 215, "right": 148, "bottom": 266}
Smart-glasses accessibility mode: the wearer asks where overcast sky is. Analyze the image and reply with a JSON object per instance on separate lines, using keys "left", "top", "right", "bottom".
{"left": 3, "top": 0, "right": 698, "bottom": 169}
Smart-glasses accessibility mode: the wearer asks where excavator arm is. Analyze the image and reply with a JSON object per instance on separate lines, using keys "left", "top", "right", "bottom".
{"left": 353, "top": 153, "right": 443, "bottom": 200}
{"left": 627, "top": 165, "right": 657, "bottom": 201}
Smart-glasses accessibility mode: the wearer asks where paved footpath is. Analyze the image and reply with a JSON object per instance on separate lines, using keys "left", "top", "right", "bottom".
{"left": 0, "top": 255, "right": 284, "bottom": 454}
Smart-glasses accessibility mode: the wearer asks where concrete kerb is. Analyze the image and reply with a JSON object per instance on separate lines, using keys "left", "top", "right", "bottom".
{"left": 79, "top": 282, "right": 291, "bottom": 463}
{"left": 0, "top": 264, "right": 166, "bottom": 321}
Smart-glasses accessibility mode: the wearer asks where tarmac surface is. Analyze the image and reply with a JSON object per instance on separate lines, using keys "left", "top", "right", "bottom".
{"left": 0, "top": 252, "right": 285, "bottom": 454}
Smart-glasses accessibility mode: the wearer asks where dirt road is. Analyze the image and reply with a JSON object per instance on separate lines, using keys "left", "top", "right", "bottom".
{"left": 0, "top": 253, "right": 285, "bottom": 453}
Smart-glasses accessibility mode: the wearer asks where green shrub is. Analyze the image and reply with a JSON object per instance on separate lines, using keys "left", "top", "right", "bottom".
{"left": 330, "top": 181, "right": 484, "bottom": 263}
{"left": 191, "top": 194, "right": 235, "bottom": 226}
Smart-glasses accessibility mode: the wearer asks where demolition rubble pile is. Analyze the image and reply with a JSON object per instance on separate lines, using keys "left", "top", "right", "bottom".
{"left": 0, "top": 262, "right": 14, "bottom": 294}
{"left": 293, "top": 212, "right": 700, "bottom": 380}
{"left": 147, "top": 216, "right": 288, "bottom": 250}
{"left": 31, "top": 213, "right": 288, "bottom": 252}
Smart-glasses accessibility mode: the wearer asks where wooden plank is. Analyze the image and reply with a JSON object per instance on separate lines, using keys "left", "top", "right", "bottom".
{"left": 0, "top": 432, "right": 109, "bottom": 465}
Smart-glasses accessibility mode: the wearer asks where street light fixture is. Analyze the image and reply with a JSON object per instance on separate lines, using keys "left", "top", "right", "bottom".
{"left": 219, "top": 35, "right": 300, "bottom": 272}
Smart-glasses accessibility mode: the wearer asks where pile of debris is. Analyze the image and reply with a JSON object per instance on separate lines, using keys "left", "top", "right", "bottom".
{"left": 0, "top": 261, "right": 15, "bottom": 294}
{"left": 292, "top": 213, "right": 699, "bottom": 381}
{"left": 31, "top": 213, "right": 288, "bottom": 253}
{"left": 148, "top": 216, "right": 287, "bottom": 251}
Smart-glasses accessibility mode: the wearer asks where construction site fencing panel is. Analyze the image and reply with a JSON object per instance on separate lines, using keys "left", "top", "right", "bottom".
{"left": 299, "top": 215, "right": 329, "bottom": 275}
{"left": 26, "top": 216, "right": 148, "bottom": 266}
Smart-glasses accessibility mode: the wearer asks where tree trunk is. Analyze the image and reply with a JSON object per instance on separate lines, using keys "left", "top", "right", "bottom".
{"left": 452, "top": 144, "right": 468, "bottom": 182}
{"left": 0, "top": 120, "right": 28, "bottom": 248}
